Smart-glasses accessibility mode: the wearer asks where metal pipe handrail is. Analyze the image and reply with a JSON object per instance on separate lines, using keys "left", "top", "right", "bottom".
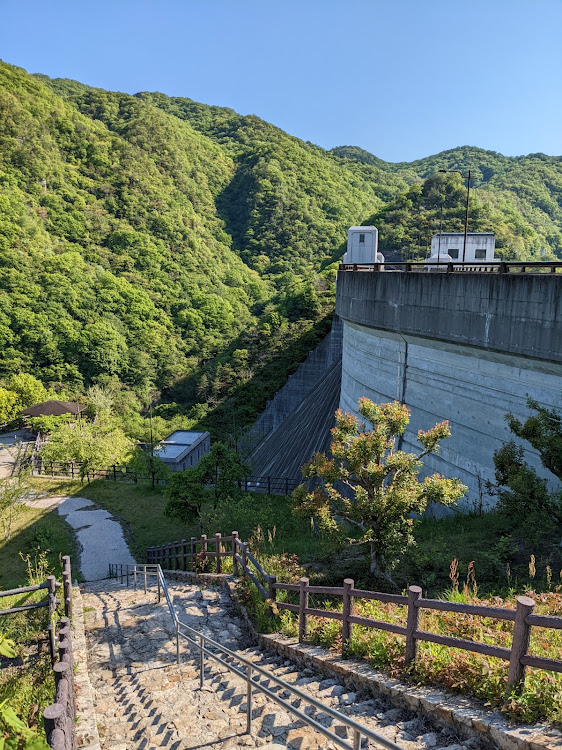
{"left": 109, "top": 562, "right": 403, "bottom": 750}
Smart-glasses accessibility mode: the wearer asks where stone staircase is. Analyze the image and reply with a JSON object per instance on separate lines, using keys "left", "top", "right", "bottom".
{"left": 80, "top": 577, "right": 489, "bottom": 750}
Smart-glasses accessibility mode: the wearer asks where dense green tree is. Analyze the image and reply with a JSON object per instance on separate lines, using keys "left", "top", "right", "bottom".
{"left": 292, "top": 399, "right": 467, "bottom": 580}
{"left": 40, "top": 412, "right": 134, "bottom": 478}
{"left": 491, "top": 400, "right": 562, "bottom": 524}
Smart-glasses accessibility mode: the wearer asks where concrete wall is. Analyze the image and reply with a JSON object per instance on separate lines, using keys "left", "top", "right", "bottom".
{"left": 336, "top": 271, "right": 562, "bottom": 510}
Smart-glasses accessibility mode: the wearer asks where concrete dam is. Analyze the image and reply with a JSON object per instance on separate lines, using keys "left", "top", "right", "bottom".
{"left": 336, "top": 270, "right": 562, "bottom": 508}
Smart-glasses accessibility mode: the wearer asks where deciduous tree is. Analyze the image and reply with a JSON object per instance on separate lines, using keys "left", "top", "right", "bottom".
{"left": 292, "top": 398, "right": 466, "bottom": 581}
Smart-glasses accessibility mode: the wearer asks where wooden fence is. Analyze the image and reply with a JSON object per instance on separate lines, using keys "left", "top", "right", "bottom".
{"left": 0, "top": 556, "right": 75, "bottom": 749}
{"left": 33, "top": 460, "right": 301, "bottom": 496}
{"left": 147, "top": 533, "right": 562, "bottom": 691}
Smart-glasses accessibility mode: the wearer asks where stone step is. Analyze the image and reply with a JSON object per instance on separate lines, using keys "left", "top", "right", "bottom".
{"left": 80, "top": 578, "right": 490, "bottom": 750}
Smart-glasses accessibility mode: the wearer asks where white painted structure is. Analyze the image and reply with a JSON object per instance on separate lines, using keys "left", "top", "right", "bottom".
{"left": 343, "top": 226, "right": 384, "bottom": 264}
{"left": 430, "top": 232, "right": 496, "bottom": 263}
{"left": 155, "top": 430, "right": 210, "bottom": 472}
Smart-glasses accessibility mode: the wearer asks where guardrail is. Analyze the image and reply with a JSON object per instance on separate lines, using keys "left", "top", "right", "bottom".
{"left": 148, "top": 532, "right": 562, "bottom": 691}
{"left": 338, "top": 261, "right": 562, "bottom": 273}
{"left": 109, "top": 562, "right": 402, "bottom": 750}
{"left": 43, "top": 556, "right": 75, "bottom": 750}
{"left": 0, "top": 556, "right": 75, "bottom": 749}
{"left": 32, "top": 461, "right": 300, "bottom": 496}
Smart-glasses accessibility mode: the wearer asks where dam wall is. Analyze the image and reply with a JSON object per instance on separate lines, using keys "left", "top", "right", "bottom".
{"left": 336, "top": 271, "right": 562, "bottom": 509}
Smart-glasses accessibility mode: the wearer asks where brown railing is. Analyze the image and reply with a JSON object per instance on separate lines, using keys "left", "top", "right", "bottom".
{"left": 33, "top": 461, "right": 300, "bottom": 496}
{"left": 43, "top": 556, "right": 75, "bottom": 750}
{"left": 339, "top": 261, "right": 562, "bottom": 273}
{"left": 0, "top": 556, "right": 75, "bottom": 749}
{"left": 148, "top": 533, "right": 562, "bottom": 691}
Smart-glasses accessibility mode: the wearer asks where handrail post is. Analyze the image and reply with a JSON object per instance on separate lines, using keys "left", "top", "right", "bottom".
{"left": 246, "top": 665, "right": 253, "bottom": 734}
{"left": 133, "top": 565, "right": 137, "bottom": 591}
{"left": 299, "top": 577, "right": 309, "bottom": 643}
{"left": 201, "top": 535, "right": 207, "bottom": 567}
{"left": 127, "top": 566, "right": 130, "bottom": 588}
{"left": 182, "top": 539, "right": 187, "bottom": 571}
{"left": 62, "top": 556, "right": 72, "bottom": 619}
{"left": 405, "top": 585, "right": 422, "bottom": 667}
{"left": 47, "top": 575, "right": 57, "bottom": 663}
{"left": 143, "top": 565, "right": 147, "bottom": 594}
{"left": 176, "top": 621, "right": 180, "bottom": 664}
{"left": 190, "top": 537, "right": 197, "bottom": 570}
{"left": 342, "top": 578, "right": 354, "bottom": 653}
{"left": 508, "top": 596, "right": 535, "bottom": 691}
{"left": 353, "top": 729, "right": 361, "bottom": 750}
{"left": 157, "top": 569, "right": 161, "bottom": 603}
{"left": 268, "top": 574, "right": 277, "bottom": 618}
{"left": 199, "top": 633, "right": 205, "bottom": 688}
{"left": 216, "top": 533, "right": 222, "bottom": 574}
{"left": 242, "top": 542, "right": 248, "bottom": 575}
{"left": 232, "top": 531, "right": 239, "bottom": 576}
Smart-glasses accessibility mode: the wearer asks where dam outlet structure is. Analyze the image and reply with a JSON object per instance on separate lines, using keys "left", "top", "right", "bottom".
{"left": 335, "top": 269, "right": 562, "bottom": 510}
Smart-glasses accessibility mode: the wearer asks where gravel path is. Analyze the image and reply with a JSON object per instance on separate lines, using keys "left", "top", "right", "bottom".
{"left": 28, "top": 494, "right": 136, "bottom": 580}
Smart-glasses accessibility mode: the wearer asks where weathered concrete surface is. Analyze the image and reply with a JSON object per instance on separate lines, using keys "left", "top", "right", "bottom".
{"left": 336, "top": 272, "right": 562, "bottom": 508}
{"left": 336, "top": 272, "right": 562, "bottom": 364}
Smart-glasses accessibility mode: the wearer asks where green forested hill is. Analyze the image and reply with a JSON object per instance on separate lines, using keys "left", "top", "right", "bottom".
{"left": 0, "top": 60, "right": 560, "bottom": 436}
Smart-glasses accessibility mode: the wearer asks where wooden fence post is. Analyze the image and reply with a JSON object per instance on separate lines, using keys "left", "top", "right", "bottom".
{"left": 190, "top": 537, "right": 197, "bottom": 569}
{"left": 299, "top": 577, "right": 309, "bottom": 643}
{"left": 201, "top": 535, "right": 207, "bottom": 567}
{"left": 181, "top": 539, "right": 187, "bottom": 571}
{"left": 215, "top": 533, "right": 222, "bottom": 574}
{"left": 405, "top": 585, "right": 422, "bottom": 666}
{"left": 47, "top": 575, "right": 57, "bottom": 662}
{"left": 268, "top": 574, "right": 277, "bottom": 617}
{"left": 508, "top": 596, "right": 535, "bottom": 690}
{"left": 241, "top": 542, "right": 248, "bottom": 574}
{"left": 62, "top": 555, "right": 72, "bottom": 619}
{"left": 232, "top": 531, "right": 239, "bottom": 576}
{"left": 174, "top": 540, "right": 180, "bottom": 570}
{"left": 342, "top": 578, "right": 354, "bottom": 652}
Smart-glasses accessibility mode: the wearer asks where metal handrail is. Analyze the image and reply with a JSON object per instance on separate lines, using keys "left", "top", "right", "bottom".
{"left": 108, "top": 563, "right": 403, "bottom": 750}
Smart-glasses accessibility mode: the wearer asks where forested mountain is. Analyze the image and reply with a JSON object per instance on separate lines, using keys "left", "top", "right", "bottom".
{"left": 0, "top": 60, "right": 560, "bottom": 437}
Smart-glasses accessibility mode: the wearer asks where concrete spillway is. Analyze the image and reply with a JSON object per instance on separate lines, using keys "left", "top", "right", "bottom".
{"left": 336, "top": 271, "right": 562, "bottom": 509}
{"left": 249, "top": 358, "right": 341, "bottom": 479}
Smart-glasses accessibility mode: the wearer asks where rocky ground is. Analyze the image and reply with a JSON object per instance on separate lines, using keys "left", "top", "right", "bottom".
{"left": 81, "top": 578, "right": 493, "bottom": 750}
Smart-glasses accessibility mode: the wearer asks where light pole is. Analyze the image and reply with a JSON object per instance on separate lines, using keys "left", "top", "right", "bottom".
{"left": 438, "top": 168, "right": 472, "bottom": 263}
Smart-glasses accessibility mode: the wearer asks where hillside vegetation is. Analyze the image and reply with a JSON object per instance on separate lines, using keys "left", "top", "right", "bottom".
{"left": 0, "top": 60, "right": 561, "bottom": 436}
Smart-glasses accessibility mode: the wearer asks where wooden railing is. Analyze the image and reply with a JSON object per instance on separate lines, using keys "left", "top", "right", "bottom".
{"left": 0, "top": 556, "right": 75, "bottom": 749}
{"left": 338, "top": 260, "right": 562, "bottom": 273}
{"left": 147, "top": 533, "right": 562, "bottom": 691}
{"left": 43, "top": 556, "right": 75, "bottom": 750}
{"left": 33, "top": 461, "right": 300, "bottom": 496}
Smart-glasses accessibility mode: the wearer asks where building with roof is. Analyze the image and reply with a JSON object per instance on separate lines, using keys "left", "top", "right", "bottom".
{"left": 22, "top": 400, "right": 86, "bottom": 418}
{"left": 154, "top": 430, "right": 211, "bottom": 472}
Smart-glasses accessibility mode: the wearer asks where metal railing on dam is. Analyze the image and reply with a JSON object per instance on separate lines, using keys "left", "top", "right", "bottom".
{"left": 339, "top": 260, "right": 562, "bottom": 273}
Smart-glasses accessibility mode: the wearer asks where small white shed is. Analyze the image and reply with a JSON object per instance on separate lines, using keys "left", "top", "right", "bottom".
{"left": 155, "top": 430, "right": 211, "bottom": 472}
{"left": 343, "top": 226, "right": 384, "bottom": 264}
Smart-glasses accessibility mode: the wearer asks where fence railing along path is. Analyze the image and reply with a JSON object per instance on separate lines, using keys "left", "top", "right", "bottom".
{"left": 0, "top": 556, "right": 75, "bottom": 749}
{"left": 109, "top": 562, "right": 403, "bottom": 750}
{"left": 32, "top": 460, "right": 301, "bottom": 496}
{"left": 147, "top": 532, "right": 562, "bottom": 691}
{"left": 339, "top": 260, "right": 562, "bottom": 274}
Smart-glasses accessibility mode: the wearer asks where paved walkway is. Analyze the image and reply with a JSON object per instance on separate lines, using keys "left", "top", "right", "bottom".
{"left": 27, "top": 495, "right": 136, "bottom": 580}
{"left": 0, "top": 429, "right": 32, "bottom": 478}
{"left": 81, "top": 578, "right": 488, "bottom": 750}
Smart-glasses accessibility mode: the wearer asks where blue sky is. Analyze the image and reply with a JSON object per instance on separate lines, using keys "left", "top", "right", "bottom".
{"left": 1, "top": 0, "right": 561, "bottom": 162}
